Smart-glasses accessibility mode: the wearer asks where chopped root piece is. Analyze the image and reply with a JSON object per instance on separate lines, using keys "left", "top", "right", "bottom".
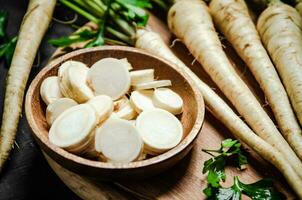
{"left": 40, "top": 76, "right": 63, "bottom": 105}
{"left": 136, "top": 108, "right": 183, "bottom": 153}
{"left": 132, "top": 80, "right": 171, "bottom": 90}
{"left": 60, "top": 63, "right": 94, "bottom": 103}
{"left": 58, "top": 60, "right": 87, "bottom": 78}
{"left": 115, "top": 101, "right": 138, "bottom": 120}
{"left": 46, "top": 98, "right": 78, "bottom": 125}
{"left": 130, "top": 69, "right": 154, "bottom": 85}
{"left": 95, "top": 118, "right": 143, "bottom": 163}
{"left": 87, "top": 95, "right": 113, "bottom": 123}
{"left": 49, "top": 104, "right": 97, "bottom": 150}
{"left": 130, "top": 90, "right": 155, "bottom": 113}
{"left": 87, "top": 58, "right": 131, "bottom": 100}
{"left": 153, "top": 88, "right": 183, "bottom": 115}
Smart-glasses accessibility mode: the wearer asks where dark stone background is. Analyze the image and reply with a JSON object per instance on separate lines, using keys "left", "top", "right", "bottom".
{"left": 0, "top": 1, "right": 82, "bottom": 199}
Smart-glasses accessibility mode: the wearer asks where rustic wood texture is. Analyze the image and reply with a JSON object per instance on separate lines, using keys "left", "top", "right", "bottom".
{"left": 41, "top": 14, "right": 294, "bottom": 199}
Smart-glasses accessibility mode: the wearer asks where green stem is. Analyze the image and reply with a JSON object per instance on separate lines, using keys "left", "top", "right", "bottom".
{"left": 106, "top": 26, "right": 133, "bottom": 45}
{"left": 202, "top": 149, "right": 218, "bottom": 157}
{"left": 109, "top": 10, "right": 136, "bottom": 37}
{"left": 59, "top": 0, "right": 100, "bottom": 24}
{"left": 86, "top": 0, "right": 105, "bottom": 17}
{"left": 72, "top": 0, "right": 103, "bottom": 18}
{"left": 71, "top": 0, "right": 135, "bottom": 37}
{"left": 104, "top": 37, "right": 127, "bottom": 45}
{"left": 72, "top": 0, "right": 90, "bottom": 10}
{"left": 92, "top": 0, "right": 107, "bottom": 10}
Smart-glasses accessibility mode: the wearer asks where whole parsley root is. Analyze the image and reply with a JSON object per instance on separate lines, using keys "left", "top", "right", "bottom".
{"left": 209, "top": 0, "right": 302, "bottom": 162}
{"left": 167, "top": 0, "right": 302, "bottom": 183}
{"left": 135, "top": 29, "right": 302, "bottom": 197}
{"left": 0, "top": 0, "right": 56, "bottom": 171}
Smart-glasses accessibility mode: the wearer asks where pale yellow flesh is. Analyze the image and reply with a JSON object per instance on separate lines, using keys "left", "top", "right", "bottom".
{"left": 130, "top": 69, "right": 155, "bottom": 85}
{"left": 115, "top": 101, "right": 138, "bottom": 120}
{"left": 65, "top": 63, "right": 94, "bottom": 103}
{"left": 94, "top": 118, "right": 143, "bottom": 163}
{"left": 58, "top": 60, "right": 87, "bottom": 78}
{"left": 87, "top": 95, "right": 113, "bottom": 123}
{"left": 153, "top": 88, "right": 183, "bottom": 115}
{"left": 136, "top": 109, "right": 183, "bottom": 153}
{"left": 130, "top": 90, "right": 155, "bottom": 113}
{"left": 40, "top": 76, "right": 63, "bottom": 105}
{"left": 49, "top": 104, "right": 97, "bottom": 149}
{"left": 46, "top": 98, "right": 78, "bottom": 125}
{"left": 87, "top": 58, "right": 131, "bottom": 100}
{"left": 132, "top": 80, "right": 171, "bottom": 90}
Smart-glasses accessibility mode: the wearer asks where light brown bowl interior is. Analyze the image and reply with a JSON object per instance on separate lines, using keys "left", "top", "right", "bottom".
{"left": 25, "top": 46, "right": 204, "bottom": 175}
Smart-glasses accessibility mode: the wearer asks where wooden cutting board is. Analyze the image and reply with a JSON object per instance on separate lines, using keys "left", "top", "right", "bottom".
{"left": 44, "top": 14, "right": 295, "bottom": 199}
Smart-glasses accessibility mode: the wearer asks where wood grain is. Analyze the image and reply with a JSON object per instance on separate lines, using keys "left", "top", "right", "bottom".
{"left": 43, "top": 14, "right": 295, "bottom": 199}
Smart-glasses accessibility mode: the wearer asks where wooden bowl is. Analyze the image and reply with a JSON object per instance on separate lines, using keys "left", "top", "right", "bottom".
{"left": 25, "top": 46, "right": 205, "bottom": 180}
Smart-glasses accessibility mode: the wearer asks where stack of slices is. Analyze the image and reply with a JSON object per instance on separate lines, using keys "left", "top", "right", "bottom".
{"left": 40, "top": 57, "right": 184, "bottom": 163}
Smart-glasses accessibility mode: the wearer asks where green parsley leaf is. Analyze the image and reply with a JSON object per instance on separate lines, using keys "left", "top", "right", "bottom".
{"left": 86, "top": 0, "right": 113, "bottom": 48}
{"left": 202, "top": 155, "right": 227, "bottom": 187}
{"left": 205, "top": 176, "right": 285, "bottom": 200}
{"left": 0, "top": 36, "right": 17, "bottom": 65}
{"left": 202, "top": 139, "right": 248, "bottom": 187}
{"left": 0, "top": 10, "right": 8, "bottom": 40}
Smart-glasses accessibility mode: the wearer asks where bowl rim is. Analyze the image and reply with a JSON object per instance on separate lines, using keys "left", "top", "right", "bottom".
{"left": 25, "top": 46, "right": 205, "bottom": 170}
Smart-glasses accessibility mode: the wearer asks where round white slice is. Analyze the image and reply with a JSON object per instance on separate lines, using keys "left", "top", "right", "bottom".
{"left": 87, "top": 95, "right": 113, "bottom": 123}
{"left": 58, "top": 60, "right": 87, "bottom": 78}
{"left": 66, "top": 64, "right": 94, "bottom": 103}
{"left": 133, "top": 80, "right": 172, "bottom": 90}
{"left": 95, "top": 118, "right": 143, "bottom": 163}
{"left": 136, "top": 108, "right": 183, "bottom": 153}
{"left": 153, "top": 88, "right": 183, "bottom": 115}
{"left": 87, "top": 58, "right": 131, "bottom": 100}
{"left": 130, "top": 90, "right": 155, "bottom": 113}
{"left": 130, "top": 69, "right": 154, "bottom": 85}
{"left": 66, "top": 129, "right": 95, "bottom": 155}
{"left": 115, "top": 101, "right": 138, "bottom": 120}
{"left": 46, "top": 98, "right": 78, "bottom": 125}
{"left": 40, "top": 76, "right": 63, "bottom": 105}
{"left": 59, "top": 75, "right": 73, "bottom": 98}
{"left": 49, "top": 104, "right": 97, "bottom": 149}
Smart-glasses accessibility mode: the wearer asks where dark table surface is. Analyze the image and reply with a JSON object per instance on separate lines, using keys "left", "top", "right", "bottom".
{"left": 0, "top": 1, "right": 82, "bottom": 199}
